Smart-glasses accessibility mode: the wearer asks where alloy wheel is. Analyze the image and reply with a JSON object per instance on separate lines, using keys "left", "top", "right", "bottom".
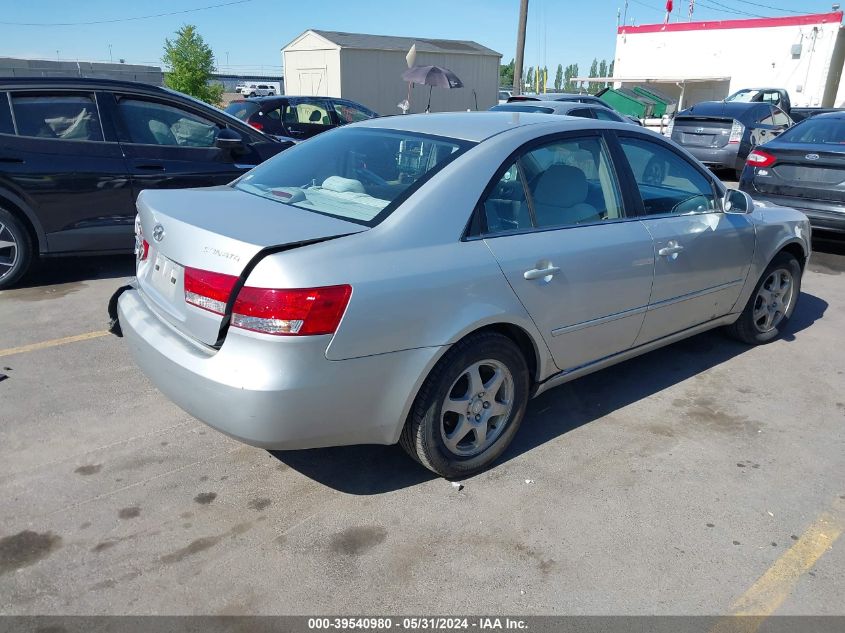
{"left": 0, "top": 221, "right": 19, "bottom": 283}
{"left": 440, "top": 359, "right": 515, "bottom": 458}
{"left": 752, "top": 268, "right": 794, "bottom": 333}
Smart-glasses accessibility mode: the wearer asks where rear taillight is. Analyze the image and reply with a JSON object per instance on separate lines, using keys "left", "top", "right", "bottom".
{"left": 232, "top": 285, "right": 352, "bottom": 336}
{"left": 184, "top": 266, "right": 351, "bottom": 336}
{"left": 134, "top": 215, "right": 149, "bottom": 262}
{"left": 729, "top": 120, "right": 744, "bottom": 144}
{"left": 746, "top": 149, "right": 776, "bottom": 168}
{"left": 184, "top": 267, "right": 238, "bottom": 315}
{"left": 249, "top": 120, "right": 264, "bottom": 131}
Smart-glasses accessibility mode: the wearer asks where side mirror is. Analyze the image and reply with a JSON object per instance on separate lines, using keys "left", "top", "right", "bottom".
{"left": 215, "top": 127, "right": 246, "bottom": 153}
{"left": 723, "top": 188, "right": 754, "bottom": 214}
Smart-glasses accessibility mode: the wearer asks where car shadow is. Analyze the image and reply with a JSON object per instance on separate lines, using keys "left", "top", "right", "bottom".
{"left": 12, "top": 254, "right": 135, "bottom": 289}
{"left": 269, "top": 291, "right": 827, "bottom": 494}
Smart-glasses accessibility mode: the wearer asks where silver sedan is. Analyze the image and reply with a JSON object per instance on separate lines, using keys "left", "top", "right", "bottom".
{"left": 115, "top": 112, "right": 811, "bottom": 477}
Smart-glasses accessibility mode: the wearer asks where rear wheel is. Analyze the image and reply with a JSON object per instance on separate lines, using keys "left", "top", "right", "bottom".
{"left": 725, "top": 252, "right": 801, "bottom": 344}
{"left": 400, "top": 332, "right": 529, "bottom": 478}
{"left": 0, "top": 207, "right": 33, "bottom": 290}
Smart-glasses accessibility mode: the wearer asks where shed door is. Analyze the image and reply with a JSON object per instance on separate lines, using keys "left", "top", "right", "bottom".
{"left": 298, "top": 69, "right": 327, "bottom": 96}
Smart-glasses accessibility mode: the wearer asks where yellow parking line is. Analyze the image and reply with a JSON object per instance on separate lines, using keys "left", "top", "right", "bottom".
{"left": 710, "top": 497, "right": 844, "bottom": 633}
{"left": 0, "top": 330, "right": 110, "bottom": 358}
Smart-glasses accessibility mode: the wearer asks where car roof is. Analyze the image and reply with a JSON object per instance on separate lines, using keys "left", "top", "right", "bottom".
{"left": 806, "top": 110, "right": 845, "bottom": 120}
{"left": 680, "top": 101, "right": 770, "bottom": 117}
{"left": 0, "top": 76, "right": 176, "bottom": 94}
{"left": 354, "top": 110, "right": 623, "bottom": 142}
{"left": 493, "top": 100, "right": 599, "bottom": 114}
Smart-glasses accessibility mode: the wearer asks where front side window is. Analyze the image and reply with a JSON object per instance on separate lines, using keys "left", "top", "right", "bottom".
{"left": 594, "top": 108, "right": 622, "bottom": 122}
{"left": 333, "top": 101, "right": 375, "bottom": 124}
{"left": 480, "top": 135, "right": 623, "bottom": 234}
{"left": 235, "top": 128, "right": 472, "bottom": 226}
{"left": 619, "top": 136, "right": 717, "bottom": 215}
{"left": 10, "top": 93, "right": 103, "bottom": 141}
{"left": 117, "top": 98, "right": 219, "bottom": 147}
{"left": 286, "top": 100, "right": 332, "bottom": 126}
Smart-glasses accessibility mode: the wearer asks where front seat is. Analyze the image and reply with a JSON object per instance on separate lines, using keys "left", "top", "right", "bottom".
{"left": 531, "top": 164, "right": 600, "bottom": 227}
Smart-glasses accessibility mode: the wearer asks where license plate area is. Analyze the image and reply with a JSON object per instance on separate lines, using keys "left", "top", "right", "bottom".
{"left": 149, "top": 253, "right": 184, "bottom": 303}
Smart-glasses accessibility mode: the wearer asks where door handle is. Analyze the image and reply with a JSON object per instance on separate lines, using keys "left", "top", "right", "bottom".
{"left": 658, "top": 243, "right": 685, "bottom": 257}
{"left": 524, "top": 265, "right": 561, "bottom": 280}
{"left": 136, "top": 164, "right": 165, "bottom": 171}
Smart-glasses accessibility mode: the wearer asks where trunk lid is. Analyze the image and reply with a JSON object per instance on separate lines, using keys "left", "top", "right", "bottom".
{"left": 671, "top": 116, "right": 734, "bottom": 148}
{"left": 751, "top": 143, "right": 845, "bottom": 203}
{"left": 135, "top": 186, "right": 366, "bottom": 346}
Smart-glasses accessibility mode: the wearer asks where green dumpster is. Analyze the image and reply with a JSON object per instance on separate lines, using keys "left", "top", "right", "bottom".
{"left": 632, "top": 86, "right": 674, "bottom": 117}
{"left": 597, "top": 87, "right": 655, "bottom": 119}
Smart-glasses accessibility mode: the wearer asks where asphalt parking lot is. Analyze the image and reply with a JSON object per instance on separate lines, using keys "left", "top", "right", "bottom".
{"left": 1, "top": 235, "right": 844, "bottom": 616}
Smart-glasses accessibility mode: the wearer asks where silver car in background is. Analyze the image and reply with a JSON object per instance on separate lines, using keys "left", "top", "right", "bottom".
{"left": 115, "top": 112, "right": 811, "bottom": 478}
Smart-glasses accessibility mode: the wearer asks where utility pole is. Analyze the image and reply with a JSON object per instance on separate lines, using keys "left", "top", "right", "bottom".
{"left": 513, "top": 0, "right": 528, "bottom": 95}
{"left": 108, "top": 44, "right": 113, "bottom": 63}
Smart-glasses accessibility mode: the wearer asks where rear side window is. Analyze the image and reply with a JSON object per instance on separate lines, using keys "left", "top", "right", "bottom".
{"left": 619, "top": 136, "right": 717, "bottom": 215}
{"left": 287, "top": 100, "right": 332, "bottom": 126}
{"left": 0, "top": 93, "right": 13, "bottom": 135}
{"left": 10, "top": 93, "right": 103, "bottom": 141}
{"left": 772, "top": 108, "right": 791, "bottom": 127}
{"left": 224, "top": 101, "right": 260, "bottom": 121}
{"left": 568, "top": 108, "right": 593, "bottom": 119}
{"left": 594, "top": 108, "right": 622, "bottom": 122}
{"left": 117, "top": 98, "right": 219, "bottom": 147}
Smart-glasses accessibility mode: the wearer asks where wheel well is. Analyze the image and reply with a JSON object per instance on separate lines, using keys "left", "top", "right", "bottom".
{"left": 778, "top": 242, "right": 807, "bottom": 270}
{"left": 0, "top": 194, "right": 39, "bottom": 253}
{"left": 466, "top": 323, "right": 540, "bottom": 383}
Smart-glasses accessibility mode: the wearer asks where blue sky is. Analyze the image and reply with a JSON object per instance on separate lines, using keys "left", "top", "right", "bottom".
{"left": 0, "top": 0, "right": 833, "bottom": 77}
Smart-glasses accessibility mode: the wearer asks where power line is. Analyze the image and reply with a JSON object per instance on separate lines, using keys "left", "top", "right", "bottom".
{"left": 695, "top": 0, "right": 766, "bottom": 18}
{"left": 0, "top": 0, "right": 254, "bottom": 26}
{"left": 726, "top": 0, "right": 805, "bottom": 14}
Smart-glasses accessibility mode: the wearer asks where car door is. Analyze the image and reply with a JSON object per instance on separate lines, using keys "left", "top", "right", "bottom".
{"left": 0, "top": 89, "right": 135, "bottom": 253}
{"left": 479, "top": 132, "right": 655, "bottom": 372}
{"left": 614, "top": 133, "right": 756, "bottom": 345}
{"left": 282, "top": 99, "right": 336, "bottom": 140}
{"left": 107, "top": 92, "right": 262, "bottom": 196}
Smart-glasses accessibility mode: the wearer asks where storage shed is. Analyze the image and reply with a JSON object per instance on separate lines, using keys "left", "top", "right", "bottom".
{"left": 282, "top": 30, "right": 501, "bottom": 115}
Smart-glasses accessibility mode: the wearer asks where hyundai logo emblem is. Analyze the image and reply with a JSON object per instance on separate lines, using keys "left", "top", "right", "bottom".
{"left": 152, "top": 224, "right": 165, "bottom": 242}
{"left": 695, "top": 127, "right": 705, "bottom": 133}
{"left": 805, "top": 153, "right": 820, "bottom": 161}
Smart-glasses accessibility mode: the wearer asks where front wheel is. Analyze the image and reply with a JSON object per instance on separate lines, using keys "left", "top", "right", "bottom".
{"left": 0, "top": 207, "right": 33, "bottom": 290}
{"left": 400, "top": 332, "right": 529, "bottom": 478}
{"left": 725, "top": 252, "right": 802, "bottom": 344}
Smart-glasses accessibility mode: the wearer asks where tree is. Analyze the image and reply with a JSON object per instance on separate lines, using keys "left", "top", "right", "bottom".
{"left": 162, "top": 25, "right": 223, "bottom": 106}
{"left": 542, "top": 66, "right": 548, "bottom": 92}
{"left": 563, "top": 63, "right": 579, "bottom": 92}
{"left": 609, "top": 59, "right": 615, "bottom": 79}
{"left": 499, "top": 58, "right": 515, "bottom": 88}
{"left": 588, "top": 58, "right": 599, "bottom": 94}
{"left": 598, "top": 59, "right": 608, "bottom": 90}
{"left": 525, "top": 67, "right": 534, "bottom": 91}
{"left": 554, "top": 64, "right": 563, "bottom": 91}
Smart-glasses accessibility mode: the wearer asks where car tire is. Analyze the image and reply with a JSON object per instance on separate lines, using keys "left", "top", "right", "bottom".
{"left": 725, "top": 251, "right": 802, "bottom": 345}
{"left": 249, "top": 92, "right": 256, "bottom": 97}
{"left": 400, "top": 332, "right": 529, "bottom": 478}
{"left": 0, "top": 206, "right": 33, "bottom": 290}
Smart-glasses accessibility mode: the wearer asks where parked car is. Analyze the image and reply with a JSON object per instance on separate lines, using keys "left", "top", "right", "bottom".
{"left": 668, "top": 101, "right": 793, "bottom": 178}
{"left": 725, "top": 87, "right": 844, "bottom": 124}
{"left": 490, "top": 100, "right": 635, "bottom": 124}
{"left": 498, "top": 89, "right": 512, "bottom": 104}
{"left": 225, "top": 96, "right": 377, "bottom": 142}
{"left": 740, "top": 111, "right": 845, "bottom": 233}
{"left": 114, "top": 112, "right": 810, "bottom": 478}
{"left": 508, "top": 93, "right": 643, "bottom": 125}
{"left": 236, "top": 83, "right": 276, "bottom": 97}
{"left": 0, "top": 77, "right": 287, "bottom": 289}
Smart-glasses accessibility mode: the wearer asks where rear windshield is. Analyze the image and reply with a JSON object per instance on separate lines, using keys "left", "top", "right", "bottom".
{"left": 235, "top": 127, "right": 473, "bottom": 226}
{"left": 725, "top": 89, "right": 756, "bottom": 103}
{"left": 778, "top": 117, "right": 845, "bottom": 144}
{"left": 491, "top": 104, "right": 555, "bottom": 114}
{"left": 224, "top": 101, "right": 260, "bottom": 121}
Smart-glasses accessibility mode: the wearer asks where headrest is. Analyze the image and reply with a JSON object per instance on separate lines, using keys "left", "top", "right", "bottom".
{"left": 533, "top": 164, "right": 588, "bottom": 208}
{"left": 322, "top": 176, "right": 366, "bottom": 193}
{"left": 309, "top": 110, "right": 322, "bottom": 122}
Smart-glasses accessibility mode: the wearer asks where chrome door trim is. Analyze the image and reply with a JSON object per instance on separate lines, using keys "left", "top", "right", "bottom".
{"left": 551, "top": 304, "right": 648, "bottom": 337}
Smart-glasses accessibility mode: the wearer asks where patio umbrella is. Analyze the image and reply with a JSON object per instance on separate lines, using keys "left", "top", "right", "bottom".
{"left": 401, "top": 65, "right": 464, "bottom": 112}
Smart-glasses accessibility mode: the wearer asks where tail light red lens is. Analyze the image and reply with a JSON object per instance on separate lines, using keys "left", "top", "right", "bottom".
{"left": 184, "top": 266, "right": 351, "bottom": 336}
{"left": 746, "top": 149, "right": 776, "bottom": 168}
{"left": 249, "top": 120, "right": 264, "bottom": 131}
{"left": 184, "top": 267, "right": 238, "bottom": 315}
{"left": 134, "top": 216, "right": 150, "bottom": 262}
{"left": 232, "top": 285, "right": 352, "bottom": 336}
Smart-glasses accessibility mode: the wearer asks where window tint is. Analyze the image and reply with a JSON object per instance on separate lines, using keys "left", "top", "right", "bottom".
{"left": 772, "top": 108, "right": 791, "bottom": 127}
{"left": 568, "top": 108, "right": 593, "bottom": 119}
{"left": 778, "top": 116, "right": 845, "bottom": 143}
{"left": 619, "top": 136, "right": 717, "bottom": 215}
{"left": 490, "top": 104, "right": 554, "bottom": 114}
{"left": 333, "top": 101, "right": 375, "bottom": 124}
{"left": 593, "top": 108, "right": 622, "bottom": 122}
{"left": 117, "top": 99, "right": 219, "bottom": 147}
{"left": 757, "top": 107, "right": 775, "bottom": 126}
{"left": 480, "top": 161, "right": 533, "bottom": 233}
{"left": 10, "top": 93, "right": 103, "bottom": 141}
{"left": 0, "top": 93, "right": 13, "bottom": 135}
{"left": 286, "top": 100, "right": 332, "bottom": 126}
{"left": 224, "top": 101, "right": 260, "bottom": 121}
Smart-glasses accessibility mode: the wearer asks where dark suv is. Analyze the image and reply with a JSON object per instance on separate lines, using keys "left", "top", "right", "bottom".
{"left": 0, "top": 78, "right": 287, "bottom": 288}
{"left": 225, "top": 96, "right": 377, "bottom": 142}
